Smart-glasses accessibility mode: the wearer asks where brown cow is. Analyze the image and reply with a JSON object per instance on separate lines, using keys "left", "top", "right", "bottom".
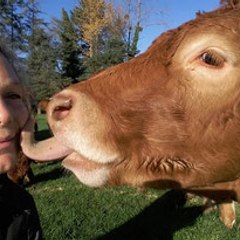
{"left": 21, "top": 2, "right": 240, "bottom": 229}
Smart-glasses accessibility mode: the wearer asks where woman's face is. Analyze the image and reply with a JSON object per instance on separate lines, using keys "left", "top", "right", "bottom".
{"left": 0, "top": 53, "right": 29, "bottom": 173}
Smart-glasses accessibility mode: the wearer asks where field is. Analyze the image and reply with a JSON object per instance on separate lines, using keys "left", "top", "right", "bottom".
{"left": 27, "top": 115, "right": 240, "bottom": 240}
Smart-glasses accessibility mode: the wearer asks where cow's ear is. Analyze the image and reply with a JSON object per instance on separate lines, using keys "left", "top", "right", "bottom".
{"left": 221, "top": 0, "right": 240, "bottom": 9}
{"left": 231, "top": 0, "right": 240, "bottom": 8}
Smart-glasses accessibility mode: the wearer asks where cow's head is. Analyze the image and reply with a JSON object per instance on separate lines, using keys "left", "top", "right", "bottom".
{"left": 21, "top": 3, "right": 240, "bottom": 190}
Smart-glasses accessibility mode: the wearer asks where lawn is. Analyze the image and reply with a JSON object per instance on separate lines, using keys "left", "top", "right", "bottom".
{"left": 27, "top": 114, "right": 240, "bottom": 240}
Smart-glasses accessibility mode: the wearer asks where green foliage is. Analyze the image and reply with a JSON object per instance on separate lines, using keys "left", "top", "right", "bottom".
{"left": 0, "top": 0, "right": 27, "bottom": 51}
{"left": 72, "top": 0, "right": 132, "bottom": 78}
{"left": 128, "top": 24, "right": 142, "bottom": 59}
{"left": 55, "top": 9, "right": 85, "bottom": 83}
{"left": 84, "top": 37, "right": 126, "bottom": 78}
{"left": 73, "top": 0, "right": 109, "bottom": 57}
{"left": 124, "top": 0, "right": 142, "bottom": 60}
{"left": 24, "top": 1, "right": 64, "bottom": 101}
{"left": 26, "top": 28, "right": 62, "bottom": 101}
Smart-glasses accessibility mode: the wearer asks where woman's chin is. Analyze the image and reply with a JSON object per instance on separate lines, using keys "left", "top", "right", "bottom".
{"left": 0, "top": 153, "right": 17, "bottom": 173}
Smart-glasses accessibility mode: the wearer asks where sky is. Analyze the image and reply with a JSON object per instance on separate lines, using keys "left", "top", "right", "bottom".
{"left": 39, "top": 0, "right": 220, "bottom": 53}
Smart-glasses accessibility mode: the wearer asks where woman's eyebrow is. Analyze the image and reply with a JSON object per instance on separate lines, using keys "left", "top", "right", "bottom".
{"left": 0, "top": 82, "right": 23, "bottom": 92}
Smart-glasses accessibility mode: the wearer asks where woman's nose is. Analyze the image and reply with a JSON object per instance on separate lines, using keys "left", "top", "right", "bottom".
{"left": 0, "top": 99, "right": 12, "bottom": 127}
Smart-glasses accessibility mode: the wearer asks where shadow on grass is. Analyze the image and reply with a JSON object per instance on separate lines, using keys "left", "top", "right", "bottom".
{"left": 97, "top": 190, "right": 203, "bottom": 240}
{"left": 31, "top": 163, "right": 65, "bottom": 184}
{"left": 35, "top": 129, "right": 52, "bottom": 141}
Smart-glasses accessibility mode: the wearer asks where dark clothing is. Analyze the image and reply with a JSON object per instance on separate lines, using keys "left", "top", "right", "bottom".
{"left": 0, "top": 174, "right": 43, "bottom": 240}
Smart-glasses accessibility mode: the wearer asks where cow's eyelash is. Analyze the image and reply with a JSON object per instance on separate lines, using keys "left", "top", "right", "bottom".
{"left": 200, "top": 51, "right": 225, "bottom": 67}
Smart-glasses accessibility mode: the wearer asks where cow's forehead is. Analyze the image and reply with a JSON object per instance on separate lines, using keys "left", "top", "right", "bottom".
{"left": 173, "top": 10, "right": 240, "bottom": 60}
{"left": 187, "top": 8, "right": 240, "bottom": 38}
{"left": 147, "top": 7, "right": 240, "bottom": 66}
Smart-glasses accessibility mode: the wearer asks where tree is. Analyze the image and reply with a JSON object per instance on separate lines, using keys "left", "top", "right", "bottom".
{"left": 84, "top": 4, "right": 128, "bottom": 76}
{"left": 26, "top": 28, "right": 61, "bottom": 101}
{"left": 127, "top": 0, "right": 142, "bottom": 58}
{"left": 124, "top": 0, "right": 142, "bottom": 59}
{"left": 72, "top": 1, "right": 129, "bottom": 77}
{"left": 24, "top": 0, "right": 47, "bottom": 43}
{"left": 73, "top": 0, "right": 110, "bottom": 57}
{"left": 0, "top": 0, "right": 27, "bottom": 52}
{"left": 25, "top": 0, "right": 61, "bottom": 101}
{"left": 85, "top": 37, "right": 126, "bottom": 75}
{"left": 55, "top": 8, "right": 85, "bottom": 83}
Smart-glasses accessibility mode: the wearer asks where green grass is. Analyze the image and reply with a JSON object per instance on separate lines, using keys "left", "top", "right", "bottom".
{"left": 27, "top": 114, "right": 240, "bottom": 240}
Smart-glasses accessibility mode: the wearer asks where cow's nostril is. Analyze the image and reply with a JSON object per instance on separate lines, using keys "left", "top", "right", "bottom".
{"left": 52, "top": 98, "right": 72, "bottom": 121}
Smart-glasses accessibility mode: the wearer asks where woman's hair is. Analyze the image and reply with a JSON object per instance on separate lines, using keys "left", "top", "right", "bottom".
{"left": 0, "top": 42, "right": 14, "bottom": 62}
{"left": 0, "top": 40, "right": 24, "bottom": 81}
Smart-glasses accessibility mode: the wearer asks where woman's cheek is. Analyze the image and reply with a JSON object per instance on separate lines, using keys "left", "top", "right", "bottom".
{"left": 14, "top": 101, "right": 30, "bottom": 127}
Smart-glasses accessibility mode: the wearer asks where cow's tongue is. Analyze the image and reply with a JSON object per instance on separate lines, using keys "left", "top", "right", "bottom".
{"left": 20, "top": 118, "right": 100, "bottom": 170}
{"left": 20, "top": 118, "right": 73, "bottom": 161}
{"left": 21, "top": 129, "right": 101, "bottom": 172}
{"left": 20, "top": 117, "right": 101, "bottom": 170}
{"left": 21, "top": 135, "right": 74, "bottom": 161}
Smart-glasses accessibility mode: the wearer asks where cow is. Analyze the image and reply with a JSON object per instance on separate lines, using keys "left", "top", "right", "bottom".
{"left": 21, "top": 2, "right": 240, "bottom": 229}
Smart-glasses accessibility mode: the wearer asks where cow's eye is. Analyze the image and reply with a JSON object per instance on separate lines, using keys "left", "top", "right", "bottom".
{"left": 200, "top": 51, "right": 225, "bottom": 67}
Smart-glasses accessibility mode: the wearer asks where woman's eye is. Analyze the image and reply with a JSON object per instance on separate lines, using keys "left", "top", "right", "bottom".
{"left": 200, "top": 51, "right": 225, "bottom": 67}
{"left": 5, "top": 93, "right": 21, "bottom": 100}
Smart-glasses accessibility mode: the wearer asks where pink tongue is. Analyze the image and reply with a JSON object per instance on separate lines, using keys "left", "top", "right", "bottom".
{"left": 24, "top": 136, "right": 74, "bottom": 161}
{"left": 21, "top": 116, "right": 73, "bottom": 161}
{"left": 21, "top": 131, "right": 73, "bottom": 161}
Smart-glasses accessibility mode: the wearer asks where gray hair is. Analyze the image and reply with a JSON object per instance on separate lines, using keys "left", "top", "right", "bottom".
{"left": 0, "top": 39, "right": 25, "bottom": 84}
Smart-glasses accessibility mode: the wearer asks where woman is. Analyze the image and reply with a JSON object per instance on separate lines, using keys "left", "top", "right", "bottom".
{"left": 0, "top": 43, "right": 43, "bottom": 240}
